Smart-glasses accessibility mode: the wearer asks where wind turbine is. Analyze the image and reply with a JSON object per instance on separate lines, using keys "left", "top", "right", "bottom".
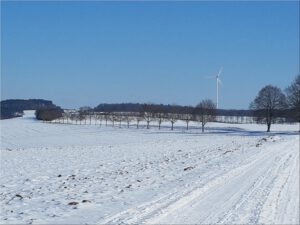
{"left": 206, "top": 67, "right": 223, "bottom": 109}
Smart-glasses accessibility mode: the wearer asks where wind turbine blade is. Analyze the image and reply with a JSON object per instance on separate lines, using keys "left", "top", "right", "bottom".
{"left": 217, "top": 67, "right": 223, "bottom": 77}
{"left": 204, "top": 75, "right": 215, "bottom": 79}
{"left": 218, "top": 78, "right": 222, "bottom": 85}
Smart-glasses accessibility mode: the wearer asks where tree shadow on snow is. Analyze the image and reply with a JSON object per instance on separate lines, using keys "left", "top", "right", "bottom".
{"left": 145, "top": 126, "right": 299, "bottom": 137}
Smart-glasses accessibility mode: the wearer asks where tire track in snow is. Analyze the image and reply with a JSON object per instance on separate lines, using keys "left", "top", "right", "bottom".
{"left": 98, "top": 137, "right": 299, "bottom": 224}
{"left": 259, "top": 145, "right": 300, "bottom": 224}
{"left": 148, "top": 138, "right": 298, "bottom": 224}
{"left": 217, "top": 149, "right": 295, "bottom": 224}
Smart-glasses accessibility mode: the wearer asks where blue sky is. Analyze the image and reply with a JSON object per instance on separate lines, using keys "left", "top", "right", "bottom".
{"left": 1, "top": 1, "right": 299, "bottom": 109}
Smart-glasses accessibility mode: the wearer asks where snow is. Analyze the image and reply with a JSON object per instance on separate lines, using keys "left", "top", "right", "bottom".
{"left": 0, "top": 110, "right": 299, "bottom": 224}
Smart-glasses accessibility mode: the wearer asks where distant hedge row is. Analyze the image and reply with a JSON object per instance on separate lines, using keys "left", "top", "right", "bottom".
{"left": 35, "top": 107, "right": 64, "bottom": 121}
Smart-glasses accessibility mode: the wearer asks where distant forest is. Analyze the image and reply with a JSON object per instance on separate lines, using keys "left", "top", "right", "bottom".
{"left": 0, "top": 99, "right": 57, "bottom": 119}
{"left": 0, "top": 99, "right": 297, "bottom": 121}
{"left": 94, "top": 103, "right": 254, "bottom": 117}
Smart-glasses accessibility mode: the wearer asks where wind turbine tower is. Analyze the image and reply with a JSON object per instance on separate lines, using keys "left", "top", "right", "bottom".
{"left": 216, "top": 67, "right": 223, "bottom": 109}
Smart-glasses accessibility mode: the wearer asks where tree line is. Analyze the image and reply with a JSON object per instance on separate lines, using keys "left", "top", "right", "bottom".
{"left": 40, "top": 99, "right": 217, "bottom": 132}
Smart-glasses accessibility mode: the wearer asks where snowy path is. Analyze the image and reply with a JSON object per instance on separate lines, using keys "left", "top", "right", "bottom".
{"left": 99, "top": 136, "right": 299, "bottom": 224}
{"left": 0, "top": 111, "right": 299, "bottom": 224}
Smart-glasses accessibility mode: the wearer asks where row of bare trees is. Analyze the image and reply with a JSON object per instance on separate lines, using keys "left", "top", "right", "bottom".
{"left": 55, "top": 99, "right": 217, "bottom": 132}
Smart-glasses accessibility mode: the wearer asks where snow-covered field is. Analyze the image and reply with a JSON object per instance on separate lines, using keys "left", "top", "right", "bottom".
{"left": 1, "top": 111, "right": 299, "bottom": 224}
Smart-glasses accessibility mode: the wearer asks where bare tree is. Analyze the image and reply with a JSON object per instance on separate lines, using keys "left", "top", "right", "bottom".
{"left": 168, "top": 113, "right": 178, "bottom": 130}
{"left": 115, "top": 113, "right": 123, "bottom": 128}
{"left": 141, "top": 103, "right": 155, "bottom": 129}
{"left": 165, "top": 104, "right": 180, "bottom": 130}
{"left": 95, "top": 113, "right": 103, "bottom": 126}
{"left": 94, "top": 113, "right": 98, "bottom": 125}
{"left": 61, "top": 113, "right": 66, "bottom": 124}
{"left": 135, "top": 113, "right": 143, "bottom": 129}
{"left": 64, "top": 111, "right": 72, "bottom": 124}
{"left": 103, "top": 112, "right": 109, "bottom": 126}
{"left": 79, "top": 106, "right": 92, "bottom": 125}
{"left": 195, "top": 99, "right": 217, "bottom": 132}
{"left": 88, "top": 112, "right": 93, "bottom": 125}
{"left": 70, "top": 113, "right": 78, "bottom": 124}
{"left": 69, "top": 113, "right": 75, "bottom": 124}
{"left": 78, "top": 111, "right": 85, "bottom": 125}
{"left": 123, "top": 113, "right": 133, "bottom": 128}
{"left": 250, "top": 85, "right": 287, "bottom": 132}
{"left": 157, "top": 113, "right": 165, "bottom": 130}
{"left": 109, "top": 112, "right": 117, "bottom": 127}
{"left": 153, "top": 105, "right": 166, "bottom": 130}
{"left": 285, "top": 74, "right": 300, "bottom": 124}
{"left": 180, "top": 106, "right": 193, "bottom": 130}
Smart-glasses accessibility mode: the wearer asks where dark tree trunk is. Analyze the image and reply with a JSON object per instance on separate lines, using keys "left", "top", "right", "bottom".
{"left": 267, "top": 122, "right": 271, "bottom": 132}
{"left": 201, "top": 115, "right": 205, "bottom": 132}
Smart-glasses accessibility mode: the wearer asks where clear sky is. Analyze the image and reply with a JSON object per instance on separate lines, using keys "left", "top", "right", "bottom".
{"left": 1, "top": 1, "right": 299, "bottom": 109}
